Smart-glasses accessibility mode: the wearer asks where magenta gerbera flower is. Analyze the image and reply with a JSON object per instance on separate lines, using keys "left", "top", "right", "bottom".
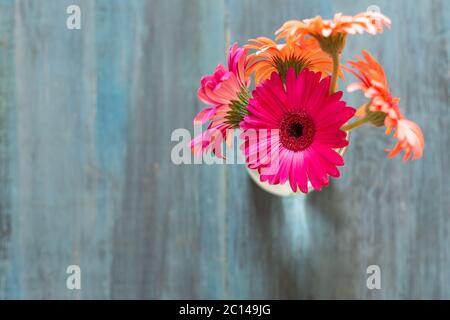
{"left": 241, "top": 68, "right": 355, "bottom": 192}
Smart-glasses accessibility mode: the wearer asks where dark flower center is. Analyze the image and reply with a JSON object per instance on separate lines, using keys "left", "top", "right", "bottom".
{"left": 280, "top": 113, "right": 315, "bottom": 151}
{"left": 289, "top": 123, "right": 304, "bottom": 138}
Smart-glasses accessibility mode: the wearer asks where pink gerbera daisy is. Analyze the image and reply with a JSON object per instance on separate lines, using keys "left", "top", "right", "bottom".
{"left": 241, "top": 68, "right": 355, "bottom": 192}
{"left": 190, "top": 43, "right": 250, "bottom": 158}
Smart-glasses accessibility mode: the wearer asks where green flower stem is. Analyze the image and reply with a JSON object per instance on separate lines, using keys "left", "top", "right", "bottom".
{"left": 329, "top": 52, "right": 340, "bottom": 95}
{"left": 341, "top": 116, "right": 371, "bottom": 131}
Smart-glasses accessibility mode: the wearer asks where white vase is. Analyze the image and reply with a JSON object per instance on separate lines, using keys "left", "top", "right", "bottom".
{"left": 246, "top": 145, "right": 348, "bottom": 197}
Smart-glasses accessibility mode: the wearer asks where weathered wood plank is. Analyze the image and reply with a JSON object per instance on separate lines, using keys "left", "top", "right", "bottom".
{"left": 109, "top": 0, "right": 228, "bottom": 299}
{"left": 9, "top": 0, "right": 114, "bottom": 299}
{"left": 0, "top": 0, "right": 17, "bottom": 300}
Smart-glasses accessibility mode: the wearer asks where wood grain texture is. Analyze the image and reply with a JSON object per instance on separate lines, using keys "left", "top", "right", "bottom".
{"left": 0, "top": 0, "right": 448, "bottom": 299}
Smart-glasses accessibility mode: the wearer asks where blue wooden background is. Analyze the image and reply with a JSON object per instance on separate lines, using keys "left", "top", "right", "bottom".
{"left": 0, "top": 0, "right": 449, "bottom": 299}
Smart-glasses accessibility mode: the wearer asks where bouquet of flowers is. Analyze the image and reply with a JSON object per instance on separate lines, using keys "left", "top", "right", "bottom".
{"left": 190, "top": 12, "right": 424, "bottom": 195}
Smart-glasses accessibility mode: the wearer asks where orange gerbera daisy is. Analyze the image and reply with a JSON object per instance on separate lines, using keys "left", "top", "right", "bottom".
{"left": 345, "top": 50, "right": 424, "bottom": 161}
{"left": 245, "top": 37, "right": 337, "bottom": 85}
{"left": 386, "top": 119, "right": 424, "bottom": 161}
{"left": 346, "top": 50, "right": 401, "bottom": 124}
{"left": 276, "top": 12, "right": 391, "bottom": 55}
{"left": 276, "top": 12, "right": 391, "bottom": 41}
